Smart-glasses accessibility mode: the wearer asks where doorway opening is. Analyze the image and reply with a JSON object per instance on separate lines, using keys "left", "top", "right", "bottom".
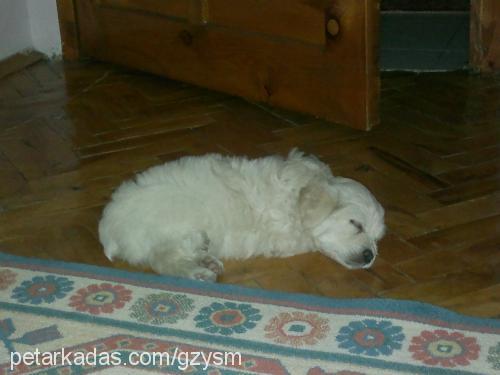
{"left": 380, "top": 0, "right": 470, "bottom": 71}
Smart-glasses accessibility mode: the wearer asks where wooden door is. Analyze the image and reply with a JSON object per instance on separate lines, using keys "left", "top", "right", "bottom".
{"left": 58, "top": 0, "right": 380, "bottom": 130}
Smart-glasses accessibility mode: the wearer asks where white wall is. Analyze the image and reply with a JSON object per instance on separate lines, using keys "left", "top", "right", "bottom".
{"left": 26, "top": 0, "right": 62, "bottom": 57}
{"left": 0, "top": 0, "right": 61, "bottom": 60}
{"left": 0, "top": 0, "right": 33, "bottom": 59}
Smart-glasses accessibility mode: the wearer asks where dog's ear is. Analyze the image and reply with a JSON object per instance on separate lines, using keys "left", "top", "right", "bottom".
{"left": 299, "top": 181, "right": 338, "bottom": 228}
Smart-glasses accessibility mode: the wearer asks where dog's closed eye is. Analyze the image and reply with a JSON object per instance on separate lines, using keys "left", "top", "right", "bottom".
{"left": 350, "top": 219, "right": 364, "bottom": 234}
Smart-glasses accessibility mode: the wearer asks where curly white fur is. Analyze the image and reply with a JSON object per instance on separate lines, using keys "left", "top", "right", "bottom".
{"left": 99, "top": 150, "right": 385, "bottom": 281}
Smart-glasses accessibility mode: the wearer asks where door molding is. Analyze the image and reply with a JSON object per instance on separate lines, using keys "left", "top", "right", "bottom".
{"left": 470, "top": 0, "right": 500, "bottom": 72}
{"left": 56, "top": 0, "right": 81, "bottom": 61}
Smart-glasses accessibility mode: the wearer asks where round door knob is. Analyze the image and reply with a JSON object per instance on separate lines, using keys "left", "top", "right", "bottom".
{"left": 326, "top": 18, "right": 340, "bottom": 37}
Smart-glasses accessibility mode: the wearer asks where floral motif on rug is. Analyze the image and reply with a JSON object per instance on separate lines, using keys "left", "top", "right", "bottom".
{"left": 0, "top": 253, "right": 499, "bottom": 374}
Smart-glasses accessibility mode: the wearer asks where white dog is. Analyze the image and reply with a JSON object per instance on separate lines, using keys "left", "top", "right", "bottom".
{"left": 99, "top": 150, "right": 385, "bottom": 281}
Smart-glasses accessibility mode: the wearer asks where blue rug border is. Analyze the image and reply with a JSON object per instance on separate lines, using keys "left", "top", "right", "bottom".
{"left": 1, "top": 251, "right": 499, "bottom": 330}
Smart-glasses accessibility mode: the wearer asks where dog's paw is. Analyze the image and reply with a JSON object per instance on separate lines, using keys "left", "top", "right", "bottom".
{"left": 189, "top": 267, "right": 217, "bottom": 282}
{"left": 198, "top": 254, "right": 224, "bottom": 275}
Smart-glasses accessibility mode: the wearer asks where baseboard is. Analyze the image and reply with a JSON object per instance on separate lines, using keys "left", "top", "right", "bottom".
{"left": 0, "top": 50, "right": 45, "bottom": 80}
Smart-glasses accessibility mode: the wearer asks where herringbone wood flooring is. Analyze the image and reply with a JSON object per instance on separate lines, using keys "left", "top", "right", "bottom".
{"left": 0, "top": 56, "right": 499, "bottom": 318}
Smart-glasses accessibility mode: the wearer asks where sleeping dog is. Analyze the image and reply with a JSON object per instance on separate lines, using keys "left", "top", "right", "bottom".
{"left": 99, "top": 150, "right": 385, "bottom": 281}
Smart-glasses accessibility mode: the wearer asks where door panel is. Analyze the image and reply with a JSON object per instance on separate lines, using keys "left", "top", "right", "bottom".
{"left": 208, "top": 0, "right": 326, "bottom": 45}
{"left": 74, "top": 0, "right": 380, "bottom": 130}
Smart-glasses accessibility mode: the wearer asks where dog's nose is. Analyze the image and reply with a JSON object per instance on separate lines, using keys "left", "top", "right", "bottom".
{"left": 362, "top": 249, "right": 374, "bottom": 264}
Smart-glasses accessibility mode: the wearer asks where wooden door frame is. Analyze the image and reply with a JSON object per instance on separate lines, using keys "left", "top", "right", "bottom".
{"left": 470, "top": 0, "right": 500, "bottom": 72}
{"left": 56, "top": 0, "right": 81, "bottom": 61}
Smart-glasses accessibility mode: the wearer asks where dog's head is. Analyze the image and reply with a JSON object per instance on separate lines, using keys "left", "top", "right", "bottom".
{"left": 299, "top": 177, "right": 385, "bottom": 269}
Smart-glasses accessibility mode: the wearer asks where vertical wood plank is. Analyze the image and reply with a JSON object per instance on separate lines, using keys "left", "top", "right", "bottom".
{"left": 470, "top": 0, "right": 500, "bottom": 72}
{"left": 56, "top": 0, "right": 81, "bottom": 61}
{"left": 365, "top": 0, "right": 380, "bottom": 130}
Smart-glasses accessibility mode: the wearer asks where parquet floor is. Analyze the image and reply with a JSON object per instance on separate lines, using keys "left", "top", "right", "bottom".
{"left": 0, "top": 56, "right": 499, "bottom": 318}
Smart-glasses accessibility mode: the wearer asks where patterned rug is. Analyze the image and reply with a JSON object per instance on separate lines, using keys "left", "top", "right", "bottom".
{"left": 1, "top": 253, "right": 499, "bottom": 375}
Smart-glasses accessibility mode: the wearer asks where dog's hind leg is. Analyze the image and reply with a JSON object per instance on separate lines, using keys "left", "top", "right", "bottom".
{"left": 148, "top": 231, "right": 223, "bottom": 282}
